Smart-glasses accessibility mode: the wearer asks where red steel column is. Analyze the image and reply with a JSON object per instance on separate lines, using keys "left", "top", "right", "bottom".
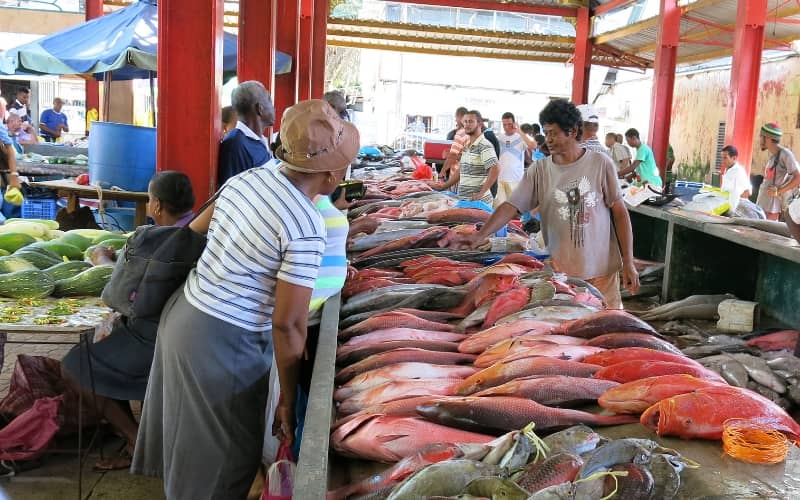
{"left": 724, "top": 0, "right": 767, "bottom": 174}
{"left": 158, "top": 0, "right": 223, "bottom": 200}
{"left": 298, "top": 0, "right": 314, "bottom": 101}
{"left": 648, "top": 0, "right": 680, "bottom": 180}
{"left": 238, "top": 0, "right": 276, "bottom": 94}
{"left": 571, "top": 7, "right": 592, "bottom": 104}
{"left": 311, "top": 0, "right": 329, "bottom": 97}
{"left": 85, "top": 0, "right": 103, "bottom": 117}
{"left": 274, "top": 0, "right": 301, "bottom": 127}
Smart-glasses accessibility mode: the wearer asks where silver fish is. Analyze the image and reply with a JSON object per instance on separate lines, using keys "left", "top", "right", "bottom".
{"left": 341, "top": 284, "right": 445, "bottom": 317}
{"left": 648, "top": 453, "right": 683, "bottom": 499}
{"left": 481, "top": 431, "right": 518, "bottom": 465}
{"left": 348, "top": 229, "right": 427, "bottom": 252}
{"left": 542, "top": 425, "right": 604, "bottom": 457}
{"left": 725, "top": 353, "right": 786, "bottom": 394}
{"left": 499, "top": 431, "right": 532, "bottom": 470}
{"left": 499, "top": 305, "right": 596, "bottom": 325}
{"left": 719, "top": 358, "right": 749, "bottom": 387}
{"left": 456, "top": 303, "right": 492, "bottom": 332}
{"left": 386, "top": 460, "right": 501, "bottom": 500}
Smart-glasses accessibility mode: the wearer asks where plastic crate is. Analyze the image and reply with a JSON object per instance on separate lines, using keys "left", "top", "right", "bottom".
{"left": 21, "top": 198, "right": 58, "bottom": 220}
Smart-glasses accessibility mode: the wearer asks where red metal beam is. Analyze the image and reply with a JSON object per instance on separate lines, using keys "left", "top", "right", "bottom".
{"left": 311, "top": 0, "right": 329, "bottom": 97}
{"left": 593, "top": 0, "right": 637, "bottom": 17}
{"left": 298, "top": 0, "right": 314, "bottom": 101}
{"left": 85, "top": 0, "right": 103, "bottom": 121}
{"left": 648, "top": 0, "right": 680, "bottom": 182}
{"left": 683, "top": 13, "right": 790, "bottom": 50}
{"left": 237, "top": 0, "right": 276, "bottom": 97}
{"left": 385, "top": 0, "right": 577, "bottom": 17}
{"left": 274, "top": 0, "right": 301, "bottom": 127}
{"left": 724, "top": 0, "right": 767, "bottom": 174}
{"left": 678, "top": 39, "right": 732, "bottom": 47}
{"left": 158, "top": 0, "right": 223, "bottom": 200}
{"left": 572, "top": 7, "right": 592, "bottom": 104}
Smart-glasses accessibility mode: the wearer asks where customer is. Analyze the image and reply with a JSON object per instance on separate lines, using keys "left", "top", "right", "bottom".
{"left": 221, "top": 105, "right": 237, "bottom": 139}
{"left": 441, "top": 106, "right": 469, "bottom": 179}
{"left": 621, "top": 128, "right": 663, "bottom": 188}
{"left": 6, "top": 114, "right": 38, "bottom": 145}
{"left": 447, "top": 99, "right": 639, "bottom": 309}
{"left": 61, "top": 171, "right": 195, "bottom": 471}
{"left": 39, "top": 98, "right": 69, "bottom": 142}
{"left": 719, "top": 145, "right": 751, "bottom": 212}
{"left": 0, "top": 99, "right": 20, "bottom": 190}
{"left": 217, "top": 80, "right": 274, "bottom": 187}
{"left": 496, "top": 112, "right": 536, "bottom": 206}
{"left": 755, "top": 122, "right": 800, "bottom": 221}
{"left": 605, "top": 132, "right": 631, "bottom": 173}
{"left": 433, "top": 109, "right": 499, "bottom": 205}
{"left": 132, "top": 100, "right": 359, "bottom": 500}
{"left": 576, "top": 104, "right": 609, "bottom": 154}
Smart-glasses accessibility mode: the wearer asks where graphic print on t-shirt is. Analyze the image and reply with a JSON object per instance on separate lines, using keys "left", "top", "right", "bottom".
{"left": 553, "top": 176, "right": 598, "bottom": 248}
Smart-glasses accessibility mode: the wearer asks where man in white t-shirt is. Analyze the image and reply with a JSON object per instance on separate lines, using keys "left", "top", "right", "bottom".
{"left": 496, "top": 111, "right": 537, "bottom": 207}
{"left": 719, "top": 145, "right": 751, "bottom": 212}
{"left": 577, "top": 104, "right": 609, "bottom": 155}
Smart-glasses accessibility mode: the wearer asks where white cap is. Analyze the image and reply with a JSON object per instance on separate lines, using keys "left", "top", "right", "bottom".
{"left": 577, "top": 104, "right": 599, "bottom": 124}
{"left": 789, "top": 197, "right": 800, "bottom": 224}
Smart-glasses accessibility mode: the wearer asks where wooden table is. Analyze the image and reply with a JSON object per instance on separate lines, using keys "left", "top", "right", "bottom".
{"left": 29, "top": 179, "right": 150, "bottom": 227}
{"left": 0, "top": 297, "right": 115, "bottom": 500}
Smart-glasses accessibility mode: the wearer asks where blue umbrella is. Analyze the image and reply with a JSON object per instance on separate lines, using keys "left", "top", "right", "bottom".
{"left": 0, "top": 0, "right": 291, "bottom": 79}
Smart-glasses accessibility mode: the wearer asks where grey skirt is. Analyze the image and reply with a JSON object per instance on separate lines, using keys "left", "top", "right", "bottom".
{"left": 131, "top": 288, "right": 274, "bottom": 500}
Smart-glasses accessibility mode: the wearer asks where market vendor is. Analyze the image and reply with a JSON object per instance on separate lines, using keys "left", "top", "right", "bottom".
{"left": 447, "top": 99, "right": 639, "bottom": 309}
{"left": 719, "top": 145, "right": 751, "bottom": 212}
{"left": 755, "top": 123, "right": 800, "bottom": 221}
{"left": 431, "top": 109, "right": 499, "bottom": 205}
{"left": 620, "top": 128, "right": 663, "bottom": 188}
{"left": 131, "top": 100, "right": 359, "bottom": 499}
{"left": 60, "top": 171, "right": 195, "bottom": 471}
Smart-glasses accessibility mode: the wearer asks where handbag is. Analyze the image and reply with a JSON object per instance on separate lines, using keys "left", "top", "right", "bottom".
{"left": 100, "top": 191, "right": 220, "bottom": 321}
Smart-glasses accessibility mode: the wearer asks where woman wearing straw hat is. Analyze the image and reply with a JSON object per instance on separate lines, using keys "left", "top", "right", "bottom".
{"left": 756, "top": 122, "right": 800, "bottom": 220}
{"left": 131, "top": 100, "right": 359, "bottom": 499}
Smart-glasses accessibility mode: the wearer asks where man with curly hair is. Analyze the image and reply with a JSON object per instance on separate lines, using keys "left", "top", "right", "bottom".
{"left": 448, "top": 99, "right": 639, "bottom": 309}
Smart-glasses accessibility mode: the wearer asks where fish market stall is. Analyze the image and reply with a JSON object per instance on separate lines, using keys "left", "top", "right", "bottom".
{"left": 293, "top": 174, "right": 800, "bottom": 499}
{"left": 628, "top": 203, "right": 800, "bottom": 325}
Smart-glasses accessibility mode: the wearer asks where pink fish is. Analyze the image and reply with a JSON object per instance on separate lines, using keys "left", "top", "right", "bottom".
{"left": 475, "top": 376, "right": 621, "bottom": 407}
{"left": 339, "top": 312, "right": 456, "bottom": 339}
{"left": 492, "top": 345, "right": 608, "bottom": 366}
{"left": 483, "top": 287, "right": 532, "bottom": 328}
{"left": 334, "top": 348, "right": 476, "bottom": 385}
{"left": 337, "top": 379, "right": 460, "bottom": 415}
{"left": 336, "top": 340, "right": 460, "bottom": 365}
{"left": 334, "top": 362, "right": 478, "bottom": 401}
{"left": 341, "top": 328, "right": 467, "bottom": 347}
{"left": 458, "top": 319, "right": 557, "bottom": 354}
{"left": 331, "top": 414, "right": 495, "bottom": 463}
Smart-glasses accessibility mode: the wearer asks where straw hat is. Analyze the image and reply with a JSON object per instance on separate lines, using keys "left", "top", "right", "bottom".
{"left": 276, "top": 100, "right": 359, "bottom": 172}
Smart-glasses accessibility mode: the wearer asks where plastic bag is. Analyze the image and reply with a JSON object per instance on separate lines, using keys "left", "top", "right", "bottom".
{"left": 263, "top": 443, "right": 295, "bottom": 500}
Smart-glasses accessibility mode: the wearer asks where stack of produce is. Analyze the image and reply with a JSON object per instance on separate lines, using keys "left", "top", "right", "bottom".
{"left": 0, "top": 219, "right": 127, "bottom": 301}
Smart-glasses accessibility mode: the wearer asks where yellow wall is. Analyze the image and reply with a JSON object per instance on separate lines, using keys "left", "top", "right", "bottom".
{"left": 0, "top": 8, "right": 84, "bottom": 35}
{"left": 670, "top": 57, "right": 800, "bottom": 179}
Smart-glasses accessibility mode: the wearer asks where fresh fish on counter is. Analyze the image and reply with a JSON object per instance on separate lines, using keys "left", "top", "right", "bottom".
{"left": 335, "top": 348, "right": 477, "bottom": 385}
{"left": 458, "top": 319, "right": 558, "bottom": 353}
{"left": 730, "top": 217, "right": 793, "bottom": 237}
{"left": 326, "top": 442, "right": 489, "bottom": 500}
{"left": 593, "top": 360, "right": 727, "bottom": 384}
{"left": 334, "top": 363, "right": 478, "bottom": 401}
{"left": 385, "top": 459, "right": 501, "bottom": 500}
{"left": 463, "top": 477, "right": 529, "bottom": 499}
{"left": 348, "top": 200, "right": 404, "bottom": 218}
{"left": 541, "top": 425, "right": 604, "bottom": 457}
{"left": 340, "top": 311, "right": 455, "bottom": 339}
{"left": 353, "top": 226, "right": 451, "bottom": 261}
{"left": 426, "top": 208, "right": 492, "bottom": 224}
{"left": 724, "top": 353, "right": 787, "bottom": 394}
{"left": 577, "top": 437, "right": 689, "bottom": 480}
{"left": 338, "top": 379, "right": 460, "bottom": 415}
{"left": 416, "top": 396, "right": 638, "bottom": 433}
{"left": 341, "top": 284, "right": 445, "bottom": 317}
{"left": 583, "top": 347, "right": 706, "bottom": 369}
{"left": 557, "top": 310, "right": 659, "bottom": 338}
{"left": 640, "top": 385, "right": 800, "bottom": 441}
{"left": 585, "top": 332, "right": 683, "bottom": 355}
{"left": 483, "top": 286, "right": 532, "bottom": 328}
{"left": 515, "top": 453, "right": 584, "bottom": 494}
{"left": 498, "top": 304, "right": 597, "bottom": 325}
{"left": 336, "top": 339, "right": 462, "bottom": 365}
{"left": 340, "top": 328, "right": 467, "bottom": 348}
{"left": 745, "top": 329, "right": 799, "bottom": 351}
{"left": 598, "top": 374, "right": 727, "bottom": 414}
{"left": 332, "top": 414, "right": 496, "bottom": 463}
{"left": 474, "top": 376, "right": 621, "bottom": 407}
{"left": 488, "top": 344, "right": 608, "bottom": 365}
{"left": 348, "top": 229, "right": 428, "bottom": 252}
{"left": 474, "top": 338, "right": 593, "bottom": 368}
{"left": 635, "top": 294, "right": 735, "bottom": 321}
{"left": 455, "top": 357, "right": 602, "bottom": 395}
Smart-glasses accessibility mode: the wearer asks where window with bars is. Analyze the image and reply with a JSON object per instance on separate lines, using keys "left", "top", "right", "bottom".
{"left": 715, "top": 121, "right": 725, "bottom": 172}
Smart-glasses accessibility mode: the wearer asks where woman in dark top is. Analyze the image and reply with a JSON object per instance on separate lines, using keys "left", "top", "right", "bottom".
{"left": 61, "top": 171, "right": 195, "bottom": 470}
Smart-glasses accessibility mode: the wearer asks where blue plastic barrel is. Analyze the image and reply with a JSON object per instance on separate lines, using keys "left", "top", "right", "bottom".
{"left": 88, "top": 122, "right": 156, "bottom": 193}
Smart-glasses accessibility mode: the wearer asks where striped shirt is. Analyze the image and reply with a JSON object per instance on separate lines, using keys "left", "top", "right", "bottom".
{"left": 184, "top": 166, "right": 326, "bottom": 332}
{"left": 308, "top": 196, "right": 349, "bottom": 325}
{"left": 457, "top": 133, "right": 498, "bottom": 205}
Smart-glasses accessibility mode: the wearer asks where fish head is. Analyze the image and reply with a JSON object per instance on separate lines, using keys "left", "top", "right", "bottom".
{"left": 598, "top": 377, "right": 663, "bottom": 413}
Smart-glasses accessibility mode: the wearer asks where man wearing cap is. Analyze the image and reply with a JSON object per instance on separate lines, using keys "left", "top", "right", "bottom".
{"left": 39, "top": 98, "right": 69, "bottom": 142}
{"left": 577, "top": 104, "right": 609, "bottom": 155}
{"left": 756, "top": 122, "right": 800, "bottom": 220}
{"left": 132, "top": 100, "right": 359, "bottom": 499}
{"left": 217, "top": 80, "right": 274, "bottom": 187}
